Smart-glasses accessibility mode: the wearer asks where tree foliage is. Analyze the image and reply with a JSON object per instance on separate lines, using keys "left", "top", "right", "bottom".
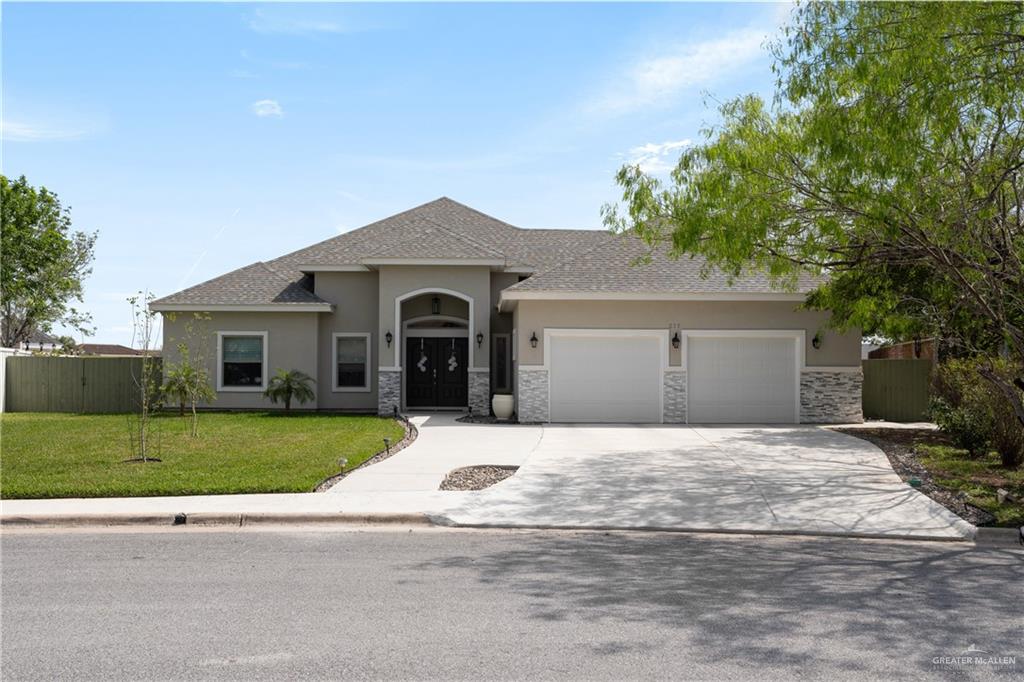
{"left": 605, "top": 1, "right": 1024, "bottom": 425}
{"left": 0, "top": 175, "right": 97, "bottom": 346}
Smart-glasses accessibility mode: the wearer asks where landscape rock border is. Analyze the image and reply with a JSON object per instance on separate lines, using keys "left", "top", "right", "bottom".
{"left": 315, "top": 416, "right": 419, "bottom": 492}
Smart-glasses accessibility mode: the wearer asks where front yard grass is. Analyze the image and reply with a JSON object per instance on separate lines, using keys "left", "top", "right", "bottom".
{"left": 915, "top": 442, "right": 1024, "bottom": 527}
{"left": 0, "top": 412, "right": 405, "bottom": 499}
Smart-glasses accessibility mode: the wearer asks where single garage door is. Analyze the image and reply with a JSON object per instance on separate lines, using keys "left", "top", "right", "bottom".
{"left": 687, "top": 336, "right": 797, "bottom": 423}
{"left": 549, "top": 333, "right": 662, "bottom": 423}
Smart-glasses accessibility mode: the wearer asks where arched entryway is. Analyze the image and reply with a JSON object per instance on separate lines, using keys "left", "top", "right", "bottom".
{"left": 396, "top": 290, "right": 473, "bottom": 410}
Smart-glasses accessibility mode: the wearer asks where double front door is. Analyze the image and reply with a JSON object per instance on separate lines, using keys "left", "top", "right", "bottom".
{"left": 406, "top": 337, "right": 469, "bottom": 408}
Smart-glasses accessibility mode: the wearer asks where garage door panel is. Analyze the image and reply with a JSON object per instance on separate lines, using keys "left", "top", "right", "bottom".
{"left": 688, "top": 337, "right": 797, "bottom": 423}
{"left": 549, "top": 335, "right": 661, "bottom": 423}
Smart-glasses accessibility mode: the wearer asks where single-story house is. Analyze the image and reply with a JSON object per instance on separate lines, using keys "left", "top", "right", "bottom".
{"left": 151, "top": 198, "right": 863, "bottom": 424}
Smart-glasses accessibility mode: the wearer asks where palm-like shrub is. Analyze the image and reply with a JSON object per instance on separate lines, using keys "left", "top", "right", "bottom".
{"left": 162, "top": 366, "right": 190, "bottom": 416}
{"left": 264, "top": 369, "right": 316, "bottom": 411}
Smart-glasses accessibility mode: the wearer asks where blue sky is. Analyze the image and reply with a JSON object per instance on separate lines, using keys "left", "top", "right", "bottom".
{"left": 2, "top": 2, "right": 788, "bottom": 347}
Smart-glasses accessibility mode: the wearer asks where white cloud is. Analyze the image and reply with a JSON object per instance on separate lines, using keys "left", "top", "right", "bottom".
{"left": 246, "top": 8, "right": 348, "bottom": 35}
{"left": 623, "top": 139, "right": 692, "bottom": 174}
{"left": 251, "top": 99, "right": 284, "bottom": 118}
{"left": 2, "top": 120, "right": 86, "bottom": 142}
{"left": 588, "top": 29, "right": 768, "bottom": 116}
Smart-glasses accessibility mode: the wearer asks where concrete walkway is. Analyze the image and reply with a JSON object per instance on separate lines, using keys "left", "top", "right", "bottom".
{"left": 327, "top": 413, "right": 541, "bottom": 493}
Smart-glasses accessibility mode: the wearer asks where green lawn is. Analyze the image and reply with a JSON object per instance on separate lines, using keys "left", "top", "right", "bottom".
{"left": 0, "top": 412, "right": 405, "bottom": 499}
{"left": 916, "top": 443, "right": 1024, "bottom": 527}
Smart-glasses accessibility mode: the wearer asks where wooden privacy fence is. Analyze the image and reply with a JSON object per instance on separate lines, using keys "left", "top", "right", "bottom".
{"left": 3, "top": 356, "right": 162, "bottom": 413}
{"left": 861, "top": 359, "right": 932, "bottom": 422}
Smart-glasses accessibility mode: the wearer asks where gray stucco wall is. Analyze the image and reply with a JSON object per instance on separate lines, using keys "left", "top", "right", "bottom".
{"left": 314, "top": 272, "right": 379, "bottom": 411}
{"left": 513, "top": 300, "right": 860, "bottom": 368}
{"left": 377, "top": 265, "right": 492, "bottom": 371}
{"left": 161, "top": 310, "right": 319, "bottom": 409}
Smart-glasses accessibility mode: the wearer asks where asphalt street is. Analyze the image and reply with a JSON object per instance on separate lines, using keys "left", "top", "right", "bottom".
{"left": 1, "top": 527, "right": 1021, "bottom": 680}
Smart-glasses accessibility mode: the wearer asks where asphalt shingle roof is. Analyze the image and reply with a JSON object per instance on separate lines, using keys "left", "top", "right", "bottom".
{"left": 504, "top": 234, "right": 825, "bottom": 295}
{"left": 153, "top": 198, "right": 818, "bottom": 307}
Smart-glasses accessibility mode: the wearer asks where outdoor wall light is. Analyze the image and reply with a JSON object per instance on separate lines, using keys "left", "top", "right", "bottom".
{"left": 671, "top": 332, "right": 681, "bottom": 349}
{"left": 476, "top": 332, "right": 484, "bottom": 348}
{"left": 812, "top": 333, "right": 822, "bottom": 350}
{"left": 529, "top": 332, "right": 538, "bottom": 348}
{"left": 385, "top": 331, "right": 393, "bottom": 347}
{"left": 431, "top": 296, "right": 441, "bottom": 315}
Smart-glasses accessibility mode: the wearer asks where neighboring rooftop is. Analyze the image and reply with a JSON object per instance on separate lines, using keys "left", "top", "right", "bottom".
{"left": 79, "top": 343, "right": 143, "bottom": 356}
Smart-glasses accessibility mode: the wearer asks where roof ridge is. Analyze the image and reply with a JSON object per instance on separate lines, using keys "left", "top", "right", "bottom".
{"left": 433, "top": 197, "right": 523, "bottom": 231}
{"left": 503, "top": 232, "right": 623, "bottom": 292}
{"left": 417, "top": 215, "right": 506, "bottom": 257}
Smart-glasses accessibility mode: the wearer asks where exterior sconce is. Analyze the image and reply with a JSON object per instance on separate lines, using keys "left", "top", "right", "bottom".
{"left": 671, "top": 332, "right": 681, "bottom": 349}
{"left": 476, "top": 332, "right": 484, "bottom": 348}
{"left": 529, "top": 332, "right": 538, "bottom": 349}
{"left": 385, "top": 331, "right": 393, "bottom": 347}
{"left": 812, "top": 333, "right": 822, "bottom": 350}
{"left": 431, "top": 296, "right": 441, "bottom": 315}
{"left": 913, "top": 338, "right": 922, "bottom": 358}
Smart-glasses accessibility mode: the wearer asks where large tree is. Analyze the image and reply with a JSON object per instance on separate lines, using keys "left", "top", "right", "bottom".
{"left": 0, "top": 175, "right": 97, "bottom": 346}
{"left": 605, "top": 2, "right": 1024, "bottom": 425}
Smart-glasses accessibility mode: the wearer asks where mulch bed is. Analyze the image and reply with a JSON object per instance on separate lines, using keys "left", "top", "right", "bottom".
{"left": 832, "top": 427, "right": 996, "bottom": 526}
{"left": 315, "top": 417, "right": 419, "bottom": 492}
{"left": 439, "top": 465, "right": 519, "bottom": 491}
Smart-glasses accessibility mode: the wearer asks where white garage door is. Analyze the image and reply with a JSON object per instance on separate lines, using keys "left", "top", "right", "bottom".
{"left": 687, "top": 336, "right": 797, "bottom": 423}
{"left": 549, "top": 333, "right": 662, "bottom": 423}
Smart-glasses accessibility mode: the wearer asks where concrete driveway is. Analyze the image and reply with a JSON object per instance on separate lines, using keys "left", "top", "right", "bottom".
{"left": 436, "top": 423, "right": 974, "bottom": 541}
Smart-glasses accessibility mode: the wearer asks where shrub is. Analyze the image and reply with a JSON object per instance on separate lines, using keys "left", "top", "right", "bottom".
{"left": 931, "top": 359, "right": 992, "bottom": 457}
{"left": 932, "top": 357, "right": 1024, "bottom": 467}
{"left": 264, "top": 369, "right": 316, "bottom": 411}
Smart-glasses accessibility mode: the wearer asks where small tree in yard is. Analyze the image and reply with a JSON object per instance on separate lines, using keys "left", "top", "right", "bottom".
{"left": 127, "top": 292, "right": 161, "bottom": 462}
{"left": 264, "top": 369, "right": 315, "bottom": 411}
{"left": 162, "top": 313, "right": 215, "bottom": 436}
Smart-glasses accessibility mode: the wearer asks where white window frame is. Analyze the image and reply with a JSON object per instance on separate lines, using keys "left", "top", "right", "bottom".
{"left": 492, "top": 333, "right": 511, "bottom": 392}
{"left": 216, "top": 331, "right": 268, "bottom": 392}
{"left": 332, "top": 332, "right": 372, "bottom": 393}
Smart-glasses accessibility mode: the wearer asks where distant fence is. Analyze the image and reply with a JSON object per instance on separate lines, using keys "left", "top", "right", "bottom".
{"left": 3, "top": 356, "right": 162, "bottom": 413}
{"left": 862, "top": 359, "right": 933, "bottom": 422}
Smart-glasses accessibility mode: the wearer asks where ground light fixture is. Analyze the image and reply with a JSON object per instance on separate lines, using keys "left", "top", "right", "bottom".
{"left": 385, "top": 331, "right": 393, "bottom": 347}
{"left": 476, "top": 332, "right": 484, "bottom": 347}
{"left": 530, "top": 332, "right": 538, "bottom": 348}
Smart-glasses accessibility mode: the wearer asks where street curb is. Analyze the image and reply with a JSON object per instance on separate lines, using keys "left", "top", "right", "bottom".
{"left": 973, "top": 526, "right": 1024, "bottom": 548}
{"left": 432, "top": 517, "right": 977, "bottom": 544}
{"left": 1, "top": 512, "right": 433, "bottom": 529}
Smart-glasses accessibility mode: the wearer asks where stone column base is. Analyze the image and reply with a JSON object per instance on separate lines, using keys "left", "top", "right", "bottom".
{"left": 516, "top": 368, "right": 549, "bottom": 423}
{"left": 469, "top": 371, "right": 490, "bottom": 416}
{"left": 663, "top": 370, "right": 687, "bottom": 423}
{"left": 378, "top": 369, "right": 401, "bottom": 416}
{"left": 800, "top": 370, "right": 863, "bottom": 423}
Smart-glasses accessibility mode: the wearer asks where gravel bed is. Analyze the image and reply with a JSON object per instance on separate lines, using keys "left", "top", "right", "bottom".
{"left": 456, "top": 415, "right": 517, "bottom": 425}
{"left": 832, "top": 427, "right": 995, "bottom": 526}
{"left": 439, "top": 465, "right": 519, "bottom": 491}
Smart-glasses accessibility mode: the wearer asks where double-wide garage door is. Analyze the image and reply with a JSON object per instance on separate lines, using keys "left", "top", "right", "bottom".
{"left": 546, "top": 332, "right": 798, "bottom": 424}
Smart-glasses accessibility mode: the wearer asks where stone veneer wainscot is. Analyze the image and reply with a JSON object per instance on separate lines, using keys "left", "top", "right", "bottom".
{"left": 516, "top": 368, "right": 549, "bottom": 423}
{"left": 800, "top": 370, "right": 864, "bottom": 423}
